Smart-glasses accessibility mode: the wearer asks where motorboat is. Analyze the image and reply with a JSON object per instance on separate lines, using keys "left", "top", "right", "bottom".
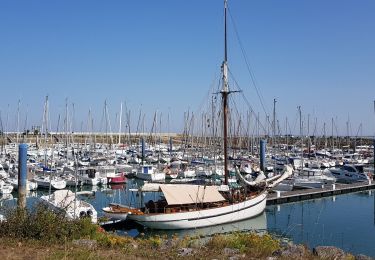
{"left": 40, "top": 189, "right": 97, "bottom": 223}
{"left": 136, "top": 165, "right": 165, "bottom": 182}
{"left": 329, "top": 164, "right": 370, "bottom": 183}
{"left": 33, "top": 175, "right": 67, "bottom": 190}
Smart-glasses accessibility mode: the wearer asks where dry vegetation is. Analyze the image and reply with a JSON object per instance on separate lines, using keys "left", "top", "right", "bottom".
{"left": 0, "top": 205, "right": 358, "bottom": 259}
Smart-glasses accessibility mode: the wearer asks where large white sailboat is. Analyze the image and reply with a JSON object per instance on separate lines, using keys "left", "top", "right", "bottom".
{"left": 127, "top": 183, "right": 267, "bottom": 230}
{"left": 123, "top": 0, "right": 269, "bottom": 230}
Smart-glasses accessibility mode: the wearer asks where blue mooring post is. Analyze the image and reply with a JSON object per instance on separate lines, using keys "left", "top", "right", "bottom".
{"left": 18, "top": 143, "right": 28, "bottom": 209}
{"left": 260, "top": 139, "right": 266, "bottom": 172}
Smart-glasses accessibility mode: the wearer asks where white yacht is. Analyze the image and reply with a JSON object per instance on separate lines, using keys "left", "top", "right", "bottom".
{"left": 136, "top": 165, "right": 165, "bottom": 182}
{"left": 293, "top": 168, "right": 336, "bottom": 189}
{"left": 329, "top": 164, "right": 370, "bottom": 183}
{"left": 7, "top": 177, "right": 38, "bottom": 191}
{"left": 33, "top": 175, "right": 67, "bottom": 190}
{"left": 78, "top": 168, "right": 107, "bottom": 186}
{"left": 0, "top": 179, "right": 13, "bottom": 195}
{"left": 40, "top": 189, "right": 97, "bottom": 223}
{"left": 0, "top": 164, "right": 9, "bottom": 179}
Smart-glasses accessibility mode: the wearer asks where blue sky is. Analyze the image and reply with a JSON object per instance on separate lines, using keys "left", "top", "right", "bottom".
{"left": 0, "top": 0, "right": 374, "bottom": 136}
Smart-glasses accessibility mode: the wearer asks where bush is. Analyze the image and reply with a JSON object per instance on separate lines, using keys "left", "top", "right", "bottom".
{"left": 0, "top": 204, "right": 98, "bottom": 243}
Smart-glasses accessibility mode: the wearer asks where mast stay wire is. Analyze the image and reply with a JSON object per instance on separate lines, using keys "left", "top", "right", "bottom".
{"left": 228, "top": 68, "right": 267, "bottom": 135}
{"left": 227, "top": 5, "right": 270, "bottom": 119}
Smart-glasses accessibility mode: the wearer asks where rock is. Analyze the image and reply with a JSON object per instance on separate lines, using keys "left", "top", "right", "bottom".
{"left": 160, "top": 239, "right": 177, "bottom": 250}
{"left": 178, "top": 247, "right": 194, "bottom": 257}
{"left": 280, "top": 244, "right": 307, "bottom": 259}
{"left": 355, "top": 254, "right": 374, "bottom": 260}
{"left": 313, "top": 246, "right": 346, "bottom": 260}
{"left": 279, "top": 240, "right": 292, "bottom": 248}
{"left": 265, "top": 257, "right": 278, "bottom": 260}
{"left": 131, "top": 242, "right": 138, "bottom": 250}
{"left": 223, "top": 248, "right": 240, "bottom": 255}
{"left": 72, "top": 239, "right": 97, "bottom": 250}
{"left": 228, "top": 256, "right": 240, "bottom": 260}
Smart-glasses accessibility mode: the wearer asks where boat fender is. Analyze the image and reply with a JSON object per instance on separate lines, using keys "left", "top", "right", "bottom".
{"left": 80, "top": 211, "right": 87, "bottom": 218}
{"left": 87, "top": 210, "right": 93, "bottom": 216}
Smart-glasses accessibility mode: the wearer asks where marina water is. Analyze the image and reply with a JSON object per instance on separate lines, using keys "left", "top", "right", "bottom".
{"left": 267, "top": 190, "right": 375, "bottom": 257}
{"left": 2, "top": 182, "right": 374, "bottom": 257}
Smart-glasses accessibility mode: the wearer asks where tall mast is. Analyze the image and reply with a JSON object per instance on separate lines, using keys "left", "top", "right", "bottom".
{"left": 118, "top": 102, "right": 123, "bottom": 145}
{"left": 221, "top": 0, "right": 229, "bottom": 185}
{"left": 16, "top": 99, "right": 20, "bottom": 144}
{"left": 272, "top": 98, "right": 276, "bottom": 146}
{"left": 298, "top": 106, "right": 303, "bottom": 169}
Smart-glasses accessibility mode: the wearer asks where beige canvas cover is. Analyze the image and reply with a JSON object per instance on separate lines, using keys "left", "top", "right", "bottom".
{"left": 159, "top": 184, "right": 225, "bottom": 205}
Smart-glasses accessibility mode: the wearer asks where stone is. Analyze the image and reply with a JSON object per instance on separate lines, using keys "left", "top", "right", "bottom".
{"left": 160, "top": 239, "right": 177, "bottom": 250}
{"left": 72, "top": 239, "right": 97, "bottom": 250}
{"left": 280, "top": 244, "right": 307, "bottom": 259}
{"left": 223, "top": 248, "right": 240, "bottom": 255}
{"left": 131, "top": 242, "right": 138, "bottom": 250}
{"left": 313, "top": 246, "right": 346, "bottom": 260}
{"left": 178, "top": 247, "right": 194, "bottom": 256}
{"left": 355, "top": 254, "right": 374, "bottom": 260}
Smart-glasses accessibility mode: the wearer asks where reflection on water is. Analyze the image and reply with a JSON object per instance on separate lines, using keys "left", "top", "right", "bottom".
{"left": 266, "top": 190, "right": 375, "bottom": 257}
{"left": 146, "top": 212, "right": 267, "bottom": 240}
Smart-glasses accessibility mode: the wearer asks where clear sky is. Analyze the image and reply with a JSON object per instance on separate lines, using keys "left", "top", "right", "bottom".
{"left": 0, "top": 0, "right": 374, "bottom": 136}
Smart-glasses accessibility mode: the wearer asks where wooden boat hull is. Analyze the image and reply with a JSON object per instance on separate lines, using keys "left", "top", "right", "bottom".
{"left": 128, "top": 191, "right": 267, "bottom": 230}
{"left": 102, "top": 204, "right": 142, "bottom": 220}
{"left": 102, "top": 207, "right": 128, "bottom": 220}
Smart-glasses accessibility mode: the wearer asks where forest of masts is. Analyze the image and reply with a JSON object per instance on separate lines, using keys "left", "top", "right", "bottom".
{"left": 0, "top": 97, "right": 373, "bottom": 153}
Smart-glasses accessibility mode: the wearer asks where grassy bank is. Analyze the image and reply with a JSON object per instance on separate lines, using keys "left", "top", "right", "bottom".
{"left": 0, "top": 205, "right": 357, "bottom": 259}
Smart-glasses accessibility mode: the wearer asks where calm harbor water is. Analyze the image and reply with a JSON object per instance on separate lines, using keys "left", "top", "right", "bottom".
{"left": 2, "top": 182, "right": 374, "bottom": 257}
{"left": 266, "top": 190, "right": 375, "bottom": 257}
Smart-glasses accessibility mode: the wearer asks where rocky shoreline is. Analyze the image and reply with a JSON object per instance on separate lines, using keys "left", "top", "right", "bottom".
{"left": 69, "top": 237, "right": 374, "bottom": 260}
{"left": 171, "top": 241, "right": 374, "bottom": 259}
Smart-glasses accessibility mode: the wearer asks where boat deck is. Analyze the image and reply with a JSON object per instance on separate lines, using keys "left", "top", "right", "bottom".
{"left": 266, "top": 181, "right": 375, "bottom": 205}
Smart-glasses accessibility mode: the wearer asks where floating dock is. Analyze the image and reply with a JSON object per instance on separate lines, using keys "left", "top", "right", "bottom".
{"left": 266, "top": 181, "right": 375, "bottom": 205}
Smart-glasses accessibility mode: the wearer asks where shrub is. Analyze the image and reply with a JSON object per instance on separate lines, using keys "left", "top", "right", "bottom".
{"left": 0, "top": 203, "right": 99, "bottom": 243}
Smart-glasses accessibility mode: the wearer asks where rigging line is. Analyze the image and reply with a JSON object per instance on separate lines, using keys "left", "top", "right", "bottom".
{"left": 227, "top": 72, "right": 267, "bottom": 134}
{"left": 291, "top": 109, "right": 299, "bottom": 135}
{"left": 227, "top": 67, "right": 268, "bottom": 133}
{"left": 0, "top": 111, "right": 3, "bottom": 133}
{"left": 195, "top": 74, "right": 221, "bottom": 119}
{"left": 227, "top": 6, "right": 269, "bottom": 118}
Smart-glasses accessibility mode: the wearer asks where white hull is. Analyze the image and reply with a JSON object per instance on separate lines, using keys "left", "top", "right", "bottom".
{"left": 180, "top": 170, "right": 196, "bottom": 178}
{"left": 40, "top": 190, "right": 97, "bottom": 223}
{"left": 128, "top": 191, "right": 267, "bottom": 230}
{"left": 102, "top": 207, "right": 128, "bottom": 220}
{"left": 329, "top": 165, "right": 370, "bottom": 183}
{"left": 8, "top": 179, "right": 38, "bottom": 191}
{"left": 293, "top": 179, "right": 325, "bottom": 189}
{"left": 81, "top": 177, "right": 107, "bottom": 186}
{"left": 0, "top": 185, "right": 13, "bottom": 195}
{"left": 137, "top": 172, "right": 165, "bottom": 182}
{"left": 272, "top": 180, "right": 294, "bottom": 192}
{"left": 81, "top": 177, "right": 100, "bottom": 186}
{"left": 34, "top": 177, "right": 66, "bottom": 190}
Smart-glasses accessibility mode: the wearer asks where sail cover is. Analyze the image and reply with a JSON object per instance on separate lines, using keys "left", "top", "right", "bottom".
{"left": 159, "top": 184, "right": 225, "bottom": 205}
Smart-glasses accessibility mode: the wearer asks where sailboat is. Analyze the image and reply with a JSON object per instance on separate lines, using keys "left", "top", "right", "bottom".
{"left": 118, "top": 0, "right": 269, "bottom": 230}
